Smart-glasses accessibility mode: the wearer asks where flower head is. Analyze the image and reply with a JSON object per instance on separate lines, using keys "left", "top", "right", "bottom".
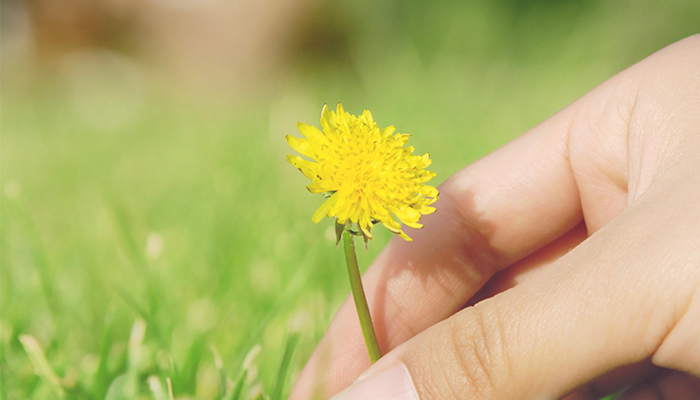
{"left": 286, "top": 104, "right": 438, "bottom": 241}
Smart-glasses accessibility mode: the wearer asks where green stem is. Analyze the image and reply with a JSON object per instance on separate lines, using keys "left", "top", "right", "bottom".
{"left": 342, "top": 228, "right": 382, "bottom": 363}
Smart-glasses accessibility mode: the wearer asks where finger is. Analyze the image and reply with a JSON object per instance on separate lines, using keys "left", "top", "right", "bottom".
{"left": 290, "top": 103, "right": 584, "bottom": 399}
{"left": 466, "top": 221, "right": 588, "bottom": 307}
{"left": 330, "top": 175, "right": 700, "bottom": 400}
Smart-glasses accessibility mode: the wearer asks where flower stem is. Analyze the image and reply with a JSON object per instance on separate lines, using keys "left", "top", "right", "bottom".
{"left": 342, "top": 228, "right": 382, "bottom": 363}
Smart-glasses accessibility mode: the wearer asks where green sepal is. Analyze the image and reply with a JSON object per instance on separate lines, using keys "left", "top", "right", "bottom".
{"left": 335, "top": 220, "right": 346, "bottom": 247}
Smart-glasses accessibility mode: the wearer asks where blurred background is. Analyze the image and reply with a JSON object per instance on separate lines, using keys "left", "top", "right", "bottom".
{"left": 2, "top": 0, "right": 699, "bottom": 399}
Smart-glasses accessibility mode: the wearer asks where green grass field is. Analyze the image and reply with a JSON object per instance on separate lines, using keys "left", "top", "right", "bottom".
{"left": 2, "top": 1, "right": 699, "bottom": 399}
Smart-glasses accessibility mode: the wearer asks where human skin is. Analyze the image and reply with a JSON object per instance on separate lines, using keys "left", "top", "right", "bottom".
{"left": 289, "top": 35, "right": 700, "bottom": 400}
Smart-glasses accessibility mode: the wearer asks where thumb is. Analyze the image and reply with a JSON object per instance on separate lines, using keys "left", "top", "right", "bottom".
{"left": 329, "top": 193, "right": 700, "bottom": 400}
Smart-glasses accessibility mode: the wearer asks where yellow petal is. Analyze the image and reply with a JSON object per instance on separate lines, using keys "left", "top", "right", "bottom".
{"left": 398, "top": 231, "right": 413, "bottom": 241}
{"left": 335, "top": 103, "right": 345, "bottom": 118}
{"left": 296, "top": 123, "right": 325, "bottom": 143}
{"left": 307, "top": 179, "right": 340, "bottom": 193}
{"left": 361, "top": 109, "right": 374, "bottom": 126}
{"left": 285, "top": 135, "right": 315, "bottom": 158}
{"left": 286, "top": 155, "right": 318, "bottom": 180}
{"left": 359, "top": 210, "right": 373, "bottom": 239}
{"left": 312, "top": 192, "right": 339, "bottom": 223}
{"left": 392, "top": 206, "right": 423, "bottom": 229}
{"left": 320, "top": 103, "right": 335, "bottom": 132}
{"left": 418, "top": 205, "right": 437, "bottom": 215}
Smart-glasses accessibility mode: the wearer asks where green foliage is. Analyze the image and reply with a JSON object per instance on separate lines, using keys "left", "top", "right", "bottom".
{"left": 2, "top": 1, "right": 699, "bottom": 399}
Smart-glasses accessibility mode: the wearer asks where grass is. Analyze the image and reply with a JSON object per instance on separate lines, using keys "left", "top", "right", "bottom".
{"left": 2, "top": 1, "right": 699, "bottom": 399}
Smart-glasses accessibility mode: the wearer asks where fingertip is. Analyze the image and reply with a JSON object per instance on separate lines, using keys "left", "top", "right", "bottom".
{"left": 329, "top": 364, "right": 419, "bottom": 400}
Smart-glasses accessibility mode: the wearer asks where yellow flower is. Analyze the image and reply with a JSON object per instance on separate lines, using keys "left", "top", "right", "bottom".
{"left": 286, "top": 104, "right": 438, "bottom": 241}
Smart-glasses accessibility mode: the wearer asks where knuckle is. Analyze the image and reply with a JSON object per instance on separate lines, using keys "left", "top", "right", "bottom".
{"left": 425, "top": 305, "right": 513, "bottom": 400}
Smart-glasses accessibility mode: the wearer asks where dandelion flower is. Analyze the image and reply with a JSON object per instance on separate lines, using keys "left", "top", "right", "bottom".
{"left": 286, "top": 103, "right": 438, "bottom": 241}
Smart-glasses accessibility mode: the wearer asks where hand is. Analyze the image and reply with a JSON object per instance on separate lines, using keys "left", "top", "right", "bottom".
{"left": 290, "top": 35, "right": 700, "bottom": 400}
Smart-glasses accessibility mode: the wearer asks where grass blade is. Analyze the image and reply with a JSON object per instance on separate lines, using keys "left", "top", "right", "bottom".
{"left": 272, "top": 333, "right": 299, "bottom": 400}
{"left": 93, "top": 306, "right": 118, "bottom": 399}
{"left": 211, "top": 346, "right": 228, "bottom": 400}
{"left": 228, "top": 369, "right": 247, "bottom": 400}
{"left": 5, "top": 199, "right": 61, "bottom": 316}
{"left": 111, "top": 284, "right": 151, "bottom": 322}
{"left": 19, "top": 334, "right": 65, "bottom": 400}
{"left": 166, "top": 378, "right": 175, "bottom": 400}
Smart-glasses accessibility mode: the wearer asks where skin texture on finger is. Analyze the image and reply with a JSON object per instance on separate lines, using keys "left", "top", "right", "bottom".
{"left": 291, "top": 35, "right": 700, "bottom": 399}
{"left": 290, "top": 101, "right": 584, "bottom": 399}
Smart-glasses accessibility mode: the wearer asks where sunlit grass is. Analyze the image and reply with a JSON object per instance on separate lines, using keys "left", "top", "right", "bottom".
{"left": 2, "top": 1, "right": 699, "bottom": 398}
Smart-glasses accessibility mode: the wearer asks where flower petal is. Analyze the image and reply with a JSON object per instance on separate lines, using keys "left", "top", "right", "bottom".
{"left": 286, "top": 155, "right": 318, "bottom": 180}
{"left": 312, "top": 192, "right": 339, "bottom": 223}
{"left": 320, "top": 104, "right": 335, "bottom": 133}
{"left": 392, "top": 206, "right": 423, "bottom": 229}
{"left": 296, "top": 122, "right": 325, "bottom": 143}
{"left": 285, "top": 135, "right": 316, "bottom": 159}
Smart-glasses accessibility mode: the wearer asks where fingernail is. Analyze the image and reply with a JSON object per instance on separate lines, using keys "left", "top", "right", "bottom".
{"left": 330, "top": 364, "right": 419, "bottom": 400}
